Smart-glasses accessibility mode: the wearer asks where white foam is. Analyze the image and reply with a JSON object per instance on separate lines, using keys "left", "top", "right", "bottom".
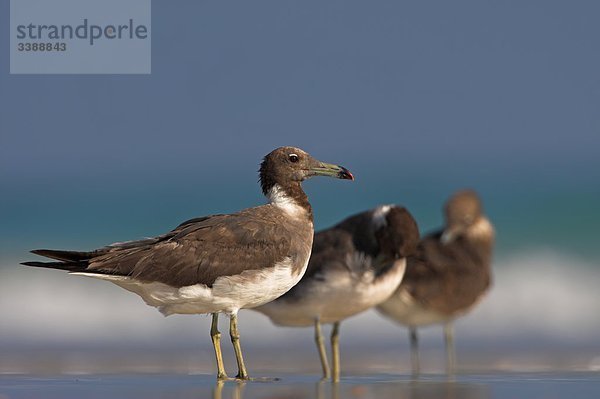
{"left": 457, "top": 250, "right": 600, "bottom": 341}
{"left": 2, "top": 249, "right": 600, "bottom": 345}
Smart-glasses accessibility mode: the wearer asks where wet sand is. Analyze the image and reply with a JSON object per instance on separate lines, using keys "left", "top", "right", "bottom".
{"left": 2, "top": 345, "right": 600, "bottom": 399}
{"left": 2, "top": 372, "right": 600, "bottom": 399}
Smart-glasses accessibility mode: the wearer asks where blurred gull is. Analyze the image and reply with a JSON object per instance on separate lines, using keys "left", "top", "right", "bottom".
{"left": 255, "top": 205, "right": 419, "bottom": 381}
{"left": 377, "top": 189, "right": 494, "bottom": 374}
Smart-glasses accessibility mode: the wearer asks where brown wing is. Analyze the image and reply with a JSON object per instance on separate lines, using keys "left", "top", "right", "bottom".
{"left": 84, "top": 206, "right": 295, "bottom": 287}
{"left": 297, "top": 205, "right": 419, "bottom": 283}
{"left": 302, "top": 228, "right": 357, "bottom": 279}
{"left": 281, "top": 227, "right": 365, "bottom": 302}
{"left": 402, "top": 230, "right": 491, "bottom": 315}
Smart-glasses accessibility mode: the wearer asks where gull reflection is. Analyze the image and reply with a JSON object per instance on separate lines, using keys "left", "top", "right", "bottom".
{"left": 210, "top": 375, "right": 489, "bottom": 399}
{"left": 212, "top": 380, "right": 245, "bottom": 399}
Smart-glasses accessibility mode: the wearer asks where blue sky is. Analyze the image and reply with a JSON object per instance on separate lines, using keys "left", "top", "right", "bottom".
{"left": 1, "top": 1, "right": 599, "bottom": 259}
{"left": 1, "top": 1, "right": 598, "bottom": 185}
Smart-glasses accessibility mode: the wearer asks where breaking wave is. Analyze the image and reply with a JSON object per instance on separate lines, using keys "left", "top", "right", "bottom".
{"left": 1, "top": 250, "right": 599, "bottom": 347}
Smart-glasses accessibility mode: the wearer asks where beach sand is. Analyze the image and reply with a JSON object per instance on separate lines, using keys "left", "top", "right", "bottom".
{"left": 2, "top": 371, "right": 600, "bottom": 399}
{"left": 2, "top": 346, "right": 600, "bottom": 399}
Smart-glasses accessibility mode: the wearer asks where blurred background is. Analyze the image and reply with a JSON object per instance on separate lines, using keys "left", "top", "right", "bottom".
{"left": 1, "top": 1, "right": 599, "bottom": 375}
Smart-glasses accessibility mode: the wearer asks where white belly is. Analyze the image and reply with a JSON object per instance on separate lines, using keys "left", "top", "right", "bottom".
{"left": 376, "top": 288, "right": 450, "bottom": 326}
{"left": 256, "top": 258, "right": 407, "bottom": 326}
{"left": 72, "top": 257, "right": 305, "bottom": 316}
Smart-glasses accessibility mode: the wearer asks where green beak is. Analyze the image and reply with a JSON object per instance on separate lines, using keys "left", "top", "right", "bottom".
{"left": 310, "top": 162, "right": 354, "bottom": 180}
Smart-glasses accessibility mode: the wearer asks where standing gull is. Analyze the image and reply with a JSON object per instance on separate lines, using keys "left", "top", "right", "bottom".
{"left": 254, "top": 205, "right": 419, "bottom": 381}
{"left": 22, "top": 146, "right": 354, "bottom": 380}
{"left": 377, "top": 190, "right": 494, "bottom": 374}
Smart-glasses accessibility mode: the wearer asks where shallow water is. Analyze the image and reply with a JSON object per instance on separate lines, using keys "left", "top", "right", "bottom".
{"left": 2, "top": 372, "right": 600, "bottom": 399}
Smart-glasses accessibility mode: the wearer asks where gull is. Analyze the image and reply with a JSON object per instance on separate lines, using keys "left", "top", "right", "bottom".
{"left": 22, "top": 146, "right": 354, "bottom": 380}
{"left": 254, "top": 204, "right": 419, "bottom": 381}
{"left": 377, "top": 190, "right": 494, "bottom": 374}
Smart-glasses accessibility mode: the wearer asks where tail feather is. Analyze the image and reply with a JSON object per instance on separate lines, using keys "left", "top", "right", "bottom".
{"left": 22, "top": 248, "right": 95, "bottom": 273}
{"left": 30, "top": 249, "right": 95, "bottom": 262}
{"left": 20, "top": 260, "right": 87, "bottom": 272}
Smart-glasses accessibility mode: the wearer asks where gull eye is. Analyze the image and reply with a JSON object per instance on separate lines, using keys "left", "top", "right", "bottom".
{"left": 289, "top": 153, "right": 299, "bottom": 163}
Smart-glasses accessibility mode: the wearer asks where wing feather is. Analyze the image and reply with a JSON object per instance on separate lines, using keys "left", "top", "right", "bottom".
{"left": 84, "top": 207, "right": 295, "bottom": 287}
{"left": 403, "top": 231, "right": 491, "bottom": 313}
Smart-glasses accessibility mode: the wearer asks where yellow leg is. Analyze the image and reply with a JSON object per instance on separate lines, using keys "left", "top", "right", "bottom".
{"left": 210, "top": 313, "right": 228, "bottom": 380}
{"left": 409, "top": 326, "right": 420, "bottom": 376}
{"left": 444, "top": 322, "right": 456, "bottom": 375}
{"left": 229, "top": 313, "right": 249, "bottom": 380}
{"left": 331, "top": 321, "right": 341, "bottom": 383}
{"left": 314, "top": 318, "right": 331, "bottom": 380}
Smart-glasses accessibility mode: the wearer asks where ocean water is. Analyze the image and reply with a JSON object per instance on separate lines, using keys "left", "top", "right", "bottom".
{"left": 2, "top": 171, "right": 599, "bottom": 258}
